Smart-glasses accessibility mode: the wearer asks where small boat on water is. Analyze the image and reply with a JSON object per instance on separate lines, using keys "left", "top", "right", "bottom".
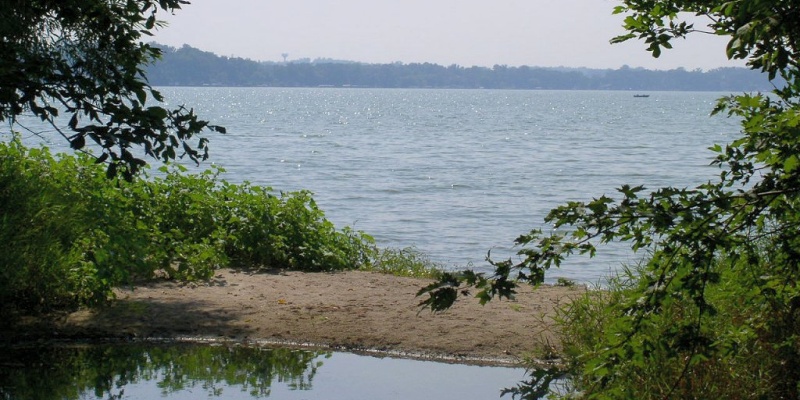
{"left": 633, "top": 94, "right": 650, "bottom": 98}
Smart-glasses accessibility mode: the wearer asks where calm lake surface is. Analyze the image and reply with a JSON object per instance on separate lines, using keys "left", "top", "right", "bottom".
{"left": 159, "top": 88, "right": 741, "bottom": 283}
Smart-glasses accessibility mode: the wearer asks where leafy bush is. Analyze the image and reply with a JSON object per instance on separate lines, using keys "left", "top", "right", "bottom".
{"left": 0, "top": 142, "right": 92, "bottom": 309}
{"left": 0, "top": 138, "right": 378, "bottom": 312}
{"left": 557, "top": 253, "right": 799, "bottom": 399}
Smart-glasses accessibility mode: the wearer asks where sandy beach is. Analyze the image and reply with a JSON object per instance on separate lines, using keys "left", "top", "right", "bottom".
{"left": 4, "top": 269, "right": 582, "bottom": 366}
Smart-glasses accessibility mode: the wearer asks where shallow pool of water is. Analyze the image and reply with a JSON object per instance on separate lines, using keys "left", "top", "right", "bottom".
{"left": 0, "top": 343, "right": 535, "bottom": 399}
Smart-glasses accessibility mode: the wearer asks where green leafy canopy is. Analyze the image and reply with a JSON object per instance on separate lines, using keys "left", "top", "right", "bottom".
{"left": 1, "top": 0, "right": 225, "bottom": 179}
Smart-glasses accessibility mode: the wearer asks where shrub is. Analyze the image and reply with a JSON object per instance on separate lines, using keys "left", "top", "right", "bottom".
{"left": 556, "top": 254, "right": 799, "bottom": 399}
{"left": 0, "top": 138, "right": 379, "bottom": 312}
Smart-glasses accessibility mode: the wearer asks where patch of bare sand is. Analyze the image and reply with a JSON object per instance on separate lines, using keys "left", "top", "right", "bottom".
{"left": 7, "top": 269, "right": 583, "bottom": 366}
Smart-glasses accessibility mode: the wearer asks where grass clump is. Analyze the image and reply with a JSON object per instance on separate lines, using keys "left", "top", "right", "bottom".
{"left": 554, "top": 277, "right": 576, "bottom": 287}
{"left": 361, "top": 247, "right": 444, "bottom": 279}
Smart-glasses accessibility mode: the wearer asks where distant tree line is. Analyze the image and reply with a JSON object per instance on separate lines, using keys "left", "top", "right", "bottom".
{"left": 146, "top": 44, "right": 774, "bottom": 91}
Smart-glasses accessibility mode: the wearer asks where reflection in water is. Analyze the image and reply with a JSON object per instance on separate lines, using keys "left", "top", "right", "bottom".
{"left": 0, "top": 343, "right": 328, "bottom": 399}
{"left": 0, "top": 343, "right": 561, "bottom": 399}
{"left": 502, "top": 367, "right": 568, "bottom": 400}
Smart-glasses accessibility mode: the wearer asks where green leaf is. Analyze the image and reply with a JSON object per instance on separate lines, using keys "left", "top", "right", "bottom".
{"left": 783, "top": 155, "right": 799, "bottom": 172}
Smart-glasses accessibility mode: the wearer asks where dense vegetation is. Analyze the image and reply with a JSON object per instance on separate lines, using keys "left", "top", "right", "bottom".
{"left": 0, "top": 138, "right": 388, "bottom": 312}
{"left": 147, "top": 43, "right": 773, "bottom": 91}
{"left": 419, "top": 1, "right": 800, "bottom": 398}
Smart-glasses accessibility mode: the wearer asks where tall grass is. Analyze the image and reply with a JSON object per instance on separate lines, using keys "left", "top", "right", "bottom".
{"left": 362, "top": 247, "right": 444, "bottom": 279}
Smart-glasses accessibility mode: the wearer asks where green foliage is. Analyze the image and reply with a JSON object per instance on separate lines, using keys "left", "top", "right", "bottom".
{"left": 611, "top": 0, "right": 800, "bottom": 81}
{"left": 0, "top": 140, "right": 117, "bottom": 308}
{"left": 419, "top": 1, "right": 800, "bottom": 398}
{"left": 558, "top": 258, "right": 798, "bottom": 399}
{"left": 0, "top": 138, "right": 377, "bottom": 312}
{"left": 1, "top": 1, "right": 225, "bottom": 179}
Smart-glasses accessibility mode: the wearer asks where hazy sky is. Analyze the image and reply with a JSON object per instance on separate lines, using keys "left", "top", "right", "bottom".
{"left": 153, "top": 1, "right": 740, "bottom": 70}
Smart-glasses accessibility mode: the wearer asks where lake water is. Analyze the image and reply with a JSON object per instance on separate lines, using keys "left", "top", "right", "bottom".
{"left": 158, "top": 88, "right": 740, "bottom": 283}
